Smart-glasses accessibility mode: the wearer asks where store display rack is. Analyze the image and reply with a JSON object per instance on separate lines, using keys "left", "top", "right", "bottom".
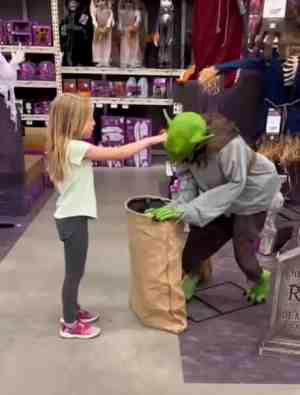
{"left": 62, "top": 67, "right": 183, "bottom": 77}
{"left": 6, "top": 0, "right": 186, "bottom": 125}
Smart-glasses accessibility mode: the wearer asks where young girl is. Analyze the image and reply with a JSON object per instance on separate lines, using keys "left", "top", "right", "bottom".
{"left": 47, "top": 93, "right": 166, "bottom": 339}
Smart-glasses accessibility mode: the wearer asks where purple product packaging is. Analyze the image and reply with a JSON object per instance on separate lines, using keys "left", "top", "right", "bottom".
{"left": 101, "top": 116, "right": 125, "bottom": 168}
{"left": 125, "top": 118, "right": 152, "bottom": 167}
{"left": 33, "top": 101, "right": 50, "bottom": 114}
{"left": 6, "top": 20, "right": 33, "bottom": 46}
{"left": 152, "top": 78, "right": 168, "bottom": 98}
{"left": 37, "top": 61, "right": 55, "bottom": 81}
{"left": 91, "top": 80, "right": 114, "bottom": 97}
{"left": 32, "top": 24, "right": 53, "bottom": 47}
{"left": 0, "top": 20, "right": 7, "bottom": 45}
{"left": 18, "top": 62, "right": 37, "bottom": 80}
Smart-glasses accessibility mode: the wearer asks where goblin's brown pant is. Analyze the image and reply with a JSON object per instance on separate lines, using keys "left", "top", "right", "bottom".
{"left": 182, "top": 213, "right": 267, "bottom": 283}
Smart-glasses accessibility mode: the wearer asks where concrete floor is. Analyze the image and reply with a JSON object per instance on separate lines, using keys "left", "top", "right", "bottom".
{"left": 0, "top": 166, "right": 299, "bottom": 395}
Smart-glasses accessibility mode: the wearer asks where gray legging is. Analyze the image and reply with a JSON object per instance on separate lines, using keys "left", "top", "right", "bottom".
{"left": 55, "top": 216, "right": 88, "bottom": 324}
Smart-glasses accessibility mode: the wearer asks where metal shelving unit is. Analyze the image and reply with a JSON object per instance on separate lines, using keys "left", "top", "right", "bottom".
{"left": 21, "top": 114, "right": 49, "bottom": 122}
{"left": 62, "top": 66, "right": 184, "bottom": 77}
{"left": 0, "top": 45, "right": 57, "bottom": 54}
{"left": 92, "top": 97, "right": 173, "bottom": 108}
{"left": 16, "top": 80, "right": 57, "bottom": 88}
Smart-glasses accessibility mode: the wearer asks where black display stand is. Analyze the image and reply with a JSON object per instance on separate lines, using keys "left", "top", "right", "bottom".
{"left": 0, "top": 96, "right": 25, "bottom": 224}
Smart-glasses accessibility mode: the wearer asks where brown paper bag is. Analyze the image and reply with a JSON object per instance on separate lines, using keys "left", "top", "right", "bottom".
{"left": 125, "top": 196, "right": 188, "bottom": 334}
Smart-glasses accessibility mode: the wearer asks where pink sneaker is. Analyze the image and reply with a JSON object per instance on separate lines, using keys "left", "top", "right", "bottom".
{"left": 60, "top": 309, "right": 100, "bottom": 325}
{"left": 59, "top": 320, "right": 101, "bottom": 339}
{"left": 78, "top": 308, "right": 100, "bottom": 324}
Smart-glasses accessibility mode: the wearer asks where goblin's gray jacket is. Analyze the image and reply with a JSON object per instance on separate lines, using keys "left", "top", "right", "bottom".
{"left": 172, "top": 136, "right": 281, "bottom": 227}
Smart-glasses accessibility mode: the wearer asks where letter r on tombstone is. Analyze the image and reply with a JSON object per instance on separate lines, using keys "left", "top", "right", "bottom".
{"left": 288, "top": 284, "right": 300, "bottom": 302}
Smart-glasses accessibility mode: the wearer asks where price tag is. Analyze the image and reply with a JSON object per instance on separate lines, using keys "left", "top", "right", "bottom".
{"left": 173, "top": 102, "right": 183, "bottom": 114}
{"left": 263, "top": 0, "right": 287, "bottom": 19}
{"left": 96, "top": 103, "right": 103, "bottom": 108}
{"left": 266, "top": 109, "right": 281, "bottom": 135}
{"left": 26, "top": 121, "right": 33, "bottom": 126}
{"left": 122, "top": 104, "right": 129, "bottom": 109}
{"left": 111, "top": 104, "right": 118, "bottom": 109}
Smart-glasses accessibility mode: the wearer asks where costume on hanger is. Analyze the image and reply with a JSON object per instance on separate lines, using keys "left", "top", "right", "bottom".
{"left": 60, "top": 0, "right": 94, "bottom": 66}
{"left": 191, "top": 0, "right": 245, "bottom": 86}
{"left": 118, "top": 0, "right": 143, "bottom": 68}
{"left": 210, "top": 51, "right": 300, "bottom": 140}
{"left": 90, "top": 0, "right": 114, "bottom": 67}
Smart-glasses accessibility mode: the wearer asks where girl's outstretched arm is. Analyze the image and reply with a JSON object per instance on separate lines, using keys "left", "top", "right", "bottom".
{"left": 85, "top": 133, "right": 167, "bottom": 161}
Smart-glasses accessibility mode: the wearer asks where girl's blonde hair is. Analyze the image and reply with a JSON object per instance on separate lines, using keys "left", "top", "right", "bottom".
{"left": 47, "top": 93, "right": 93, "bottom": 184}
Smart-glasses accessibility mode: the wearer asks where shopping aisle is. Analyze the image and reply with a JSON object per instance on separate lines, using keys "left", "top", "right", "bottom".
{"left": 0, "top": 167, "right": 298, "bottom": 395}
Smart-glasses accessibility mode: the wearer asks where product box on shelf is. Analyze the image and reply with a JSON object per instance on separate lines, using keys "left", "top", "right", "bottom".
{"left": 0, "top": 20, "right": 7, "bottom": 45}
{"left": 114, "top": 81, "right": 126, "bottom": 97}
{"left": 33, "top": 101, "right": 51, "bottom": 115}
{"left": 32, "top": 24, "right": 52, "bottom": 47}
{"left": 100, "top": 116, "right": 125, "bottom": 168}
{"left": 125, "top": 118, "right": 152, "bottom": 167}
{"left": 18, "top": 62, "right": 37, "bottom": 80}
{"left": 6, "top": 20, "right": 33, "bottom": 46}
{"left": 78, "top": 79, "right": 92, "bottom": 97}
{"left": 153, "top": 78, "right": 168, "bottom": 98}
{"left": 37, "top": 61, "right": 55, "bottom": 81}
{"left": 91, "top": 80, "right": 115, "bottom": 97}
{"left": 63, "top": 79, "right": 77, "bottom": 93}
{"left": 126, "top": 77, "right": 137, "bottom": 97}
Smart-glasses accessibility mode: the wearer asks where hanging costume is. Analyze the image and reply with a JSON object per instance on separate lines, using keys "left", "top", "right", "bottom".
{"left": 213, "top": 51, "right": 300, "bottom": 140}
{"left": 148, "top": 112, "right": 280, "bottom": 303}
{"left": 191, "top": 0, "right": 245, "bottom": 86}
{"left": 60, "top": 0, "right": 94, "bottom": 66}
{"left": 91, "top": 0, "right": 114, "bottom": 67}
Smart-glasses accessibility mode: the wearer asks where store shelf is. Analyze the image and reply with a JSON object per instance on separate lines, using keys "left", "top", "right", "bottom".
{"left": 62, "top": 66, "right": 183, "bottom": 77}
{"left": 21, "top": 114, "right": 49, "bottom": 122}
{"left": 0, "top": 45, "right": 57, "bottom": 54}
{"left": 92, "top": 97, "right": 173, "bottom": 107}
{"left": 15, "top": 80, "right": 57, "bottom": 88}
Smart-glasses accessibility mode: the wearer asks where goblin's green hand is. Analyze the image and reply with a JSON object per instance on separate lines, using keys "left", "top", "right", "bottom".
{"left": 145, "top": 207, "right": 184, "bottom": 222}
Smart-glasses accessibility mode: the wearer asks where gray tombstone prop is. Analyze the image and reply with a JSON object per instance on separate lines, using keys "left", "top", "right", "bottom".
{"left": 260, "top": 247, "right": 300, "bottom": 356}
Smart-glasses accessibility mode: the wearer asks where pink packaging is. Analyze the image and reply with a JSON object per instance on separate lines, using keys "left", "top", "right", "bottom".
{"left": 125, "top": 118, "right": 152, "bottom": 167}
{"left": 101, "top": 116, "right": 125, "bottom": 168}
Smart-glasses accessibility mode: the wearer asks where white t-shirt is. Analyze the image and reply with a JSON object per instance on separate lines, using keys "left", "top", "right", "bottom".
{"left": 54, "top": 140, "right": 97, "bottom": 219}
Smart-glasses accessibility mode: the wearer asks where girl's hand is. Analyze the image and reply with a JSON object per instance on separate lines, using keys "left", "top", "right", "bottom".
{"left": 150, "top": 132, "right": 168, "bottom": 146}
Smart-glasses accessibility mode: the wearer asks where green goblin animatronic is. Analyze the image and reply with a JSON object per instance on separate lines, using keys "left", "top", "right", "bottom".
{"left": 147, "top": 111, "right": 280, "bottom": 303}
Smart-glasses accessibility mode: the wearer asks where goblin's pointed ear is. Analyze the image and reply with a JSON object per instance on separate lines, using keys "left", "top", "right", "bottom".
{"left": 163, "top": 109, "right": 172, "bottom": 127}
{"left": 190, "top": 131, "right": 202, "bottom": 144}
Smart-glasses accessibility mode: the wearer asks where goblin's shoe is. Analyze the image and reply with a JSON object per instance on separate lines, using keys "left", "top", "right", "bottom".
{"left": 247, "top": 270, "right": 271, "bottom": 304}
{"left": 182, "top": 275, "right": 199, "bottom": 301}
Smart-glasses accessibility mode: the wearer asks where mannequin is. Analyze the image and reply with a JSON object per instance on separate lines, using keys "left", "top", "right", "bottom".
{"left": 60, "top": 0, "right": 93, "bottom": 66}
{"left": 118, "top": 0, "right": 142, "bottom": 68}
{"left": 0, "top": 47, "right": 24, "bottom": 124}
{"left": 153, "top": 0, "right": 174, "bottom": 68}
{"left": 90, "top": 0, "right": 114, "bottom": 67}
